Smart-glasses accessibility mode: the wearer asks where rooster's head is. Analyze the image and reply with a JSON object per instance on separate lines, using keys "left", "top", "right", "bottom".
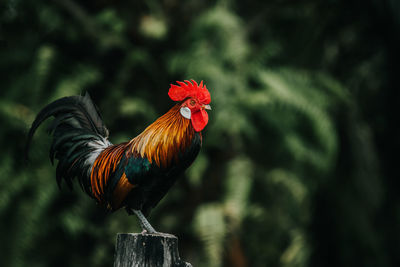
{"left": 168, "top": 80, "right": 211, "bottom": 132}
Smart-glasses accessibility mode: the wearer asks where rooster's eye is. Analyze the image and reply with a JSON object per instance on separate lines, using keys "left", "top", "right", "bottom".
{"left": 190, "top": 100, "right": 196, "bottom": 106}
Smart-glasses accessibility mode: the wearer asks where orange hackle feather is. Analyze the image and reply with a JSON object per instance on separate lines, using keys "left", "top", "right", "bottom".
{"left": 90, "top": 142, "right": 129, "bottom": 203}
{"left": 128, "top": 104, "right": 198, "bottom": 168}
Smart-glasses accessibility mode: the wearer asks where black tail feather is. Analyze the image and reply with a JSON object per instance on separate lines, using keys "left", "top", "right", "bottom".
{"left": 25, "top": 93, "right": 111, "bottom": 194}
{"left": 25, "top": 93, "right": 108, "bottom": 160}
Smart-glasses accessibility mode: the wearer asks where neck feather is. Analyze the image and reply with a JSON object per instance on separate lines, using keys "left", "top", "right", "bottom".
{"left": 128, "top": 104, "right": 196, "bottom": 167}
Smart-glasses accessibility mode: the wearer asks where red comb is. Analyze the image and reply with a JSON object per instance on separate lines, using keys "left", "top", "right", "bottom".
{"left": 168, "top": 80, "right": 211, "bottom": 104}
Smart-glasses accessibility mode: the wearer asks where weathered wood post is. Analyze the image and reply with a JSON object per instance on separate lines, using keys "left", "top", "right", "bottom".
{"left": 114, "top": 233, "right": 192, "bottom": 267}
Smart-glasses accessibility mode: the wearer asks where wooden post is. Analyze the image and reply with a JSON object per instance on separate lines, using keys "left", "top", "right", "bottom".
{"left": 114, "top": 233, "right": 192, "bottom": 267}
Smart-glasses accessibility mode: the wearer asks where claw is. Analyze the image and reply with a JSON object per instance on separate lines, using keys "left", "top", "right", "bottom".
{"left": 130, "top": 209, "right": 157, "bottom": 234}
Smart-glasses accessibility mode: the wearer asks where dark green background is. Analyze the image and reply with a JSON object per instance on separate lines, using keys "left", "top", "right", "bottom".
{"left": 1, "top": 0, "right": 399, "bottom": 266}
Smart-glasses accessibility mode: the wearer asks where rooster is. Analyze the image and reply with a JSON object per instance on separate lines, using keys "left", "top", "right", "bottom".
{"left": 25, "top": 80, "right": 211, "bottom": 233}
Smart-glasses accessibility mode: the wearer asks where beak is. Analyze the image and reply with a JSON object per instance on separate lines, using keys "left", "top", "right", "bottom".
{"left": 203, "top": 104, "right": 212, "bottom": 110}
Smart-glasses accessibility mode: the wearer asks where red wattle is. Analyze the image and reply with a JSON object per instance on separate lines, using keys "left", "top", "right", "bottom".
{"left": 191, "top": 109, "right": 209, "bottom": 132}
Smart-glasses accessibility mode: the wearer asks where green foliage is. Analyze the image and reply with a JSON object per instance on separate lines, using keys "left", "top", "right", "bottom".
{"left": 1, "top": 0, "right": 398, "bottom": 266}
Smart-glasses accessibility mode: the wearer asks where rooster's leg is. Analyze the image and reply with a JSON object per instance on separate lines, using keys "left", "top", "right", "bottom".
{"left": 127, "top": 208, "right": 157, "bottom": 234}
